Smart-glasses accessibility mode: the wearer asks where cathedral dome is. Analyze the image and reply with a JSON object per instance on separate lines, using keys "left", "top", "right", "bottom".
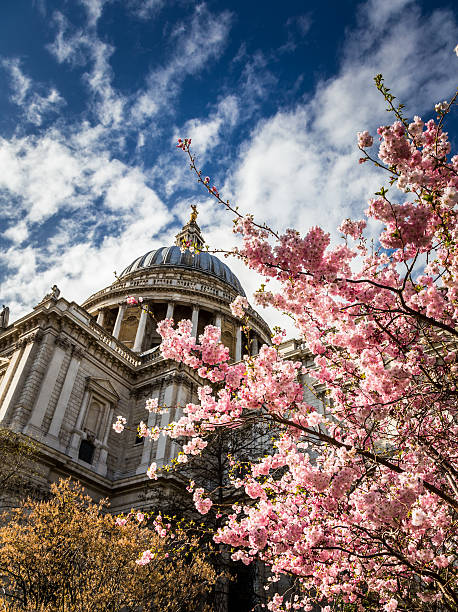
{"left": 119, "top": 246, "right": 245, "bottom": 296}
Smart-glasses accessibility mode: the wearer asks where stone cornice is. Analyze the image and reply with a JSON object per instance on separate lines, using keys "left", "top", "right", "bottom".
{"left": 0, "top": 300, "right": 139, "bottom": 378}
{"left": 83, "top": 268, "right": 240, "bottom": 308}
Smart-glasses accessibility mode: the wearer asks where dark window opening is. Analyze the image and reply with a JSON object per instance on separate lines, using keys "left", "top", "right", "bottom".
{"left": 78, "top": 439, "right": 95, "bottom": 464}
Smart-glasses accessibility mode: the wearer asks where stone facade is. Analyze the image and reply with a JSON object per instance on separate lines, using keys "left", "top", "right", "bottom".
{"left": 0, "top": 217, "right": 272, "bottom": 514}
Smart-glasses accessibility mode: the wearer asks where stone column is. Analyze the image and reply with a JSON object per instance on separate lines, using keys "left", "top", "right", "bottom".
{"left": 166, "top": 383, "right": 188, "bottom": 463}
{"left": 155, "top": 379, "right": 177, "bottom": 467}
{"left": 133, "top": 306, "right": 148, "bottom": 352}
{"left": 136, "top": 390, "right": 160, "bottom": 475}
{"left": 166, "top": 302, "right": 175, "bottom": 319}
{"left": 96, "top": 406, "right": 114, "bottom": 476}
{"left": 214, "top": 313, "right": 222, "bottom": 328}
{"left": 10, "top": 332, "right": 50, "bottom": 433}
{"left": 0, "top": 340, "right": 34, "bottom": 425}
{"left": 235, "top": 326, "right": 242, "bottom": 361}
{"left": 68, "top": 388, "right": 91, "bottom": 459}
{"left": 112, "top": 305, "right": 126, "bottom": 340}
{"left": 191, "top": 306, "right": 199, "bottom": 337}
{"left": 47, "top": 347, "right": 84, "bottom": 448}
{"left": 0, "top": 348, "right": 23, "bottom": 414}
{"left": 96, "top": 310, "right": 105, "bottom": 326}
{"left": 25, "top": 337, "right": 68, "bottom": 436}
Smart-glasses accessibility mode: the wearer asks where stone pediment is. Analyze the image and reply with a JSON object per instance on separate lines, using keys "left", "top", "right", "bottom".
{"left": 86, "top": 377, "right": 120, "bottom": 402}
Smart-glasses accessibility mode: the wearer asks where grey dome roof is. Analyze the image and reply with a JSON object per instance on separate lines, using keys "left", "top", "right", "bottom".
{"left": 120, "top": 246, "right": 245, "bottom": 296}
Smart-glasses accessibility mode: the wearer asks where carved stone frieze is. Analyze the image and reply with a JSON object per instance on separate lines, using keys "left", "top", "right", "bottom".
{"left": 73, "top": 346, "right": 85, "bottom": 360}
{"left": 55, "top": 335, "right": 71, "bottom": 350}
{"left": 15, "top": 329, "right": 44, "bottom": 349}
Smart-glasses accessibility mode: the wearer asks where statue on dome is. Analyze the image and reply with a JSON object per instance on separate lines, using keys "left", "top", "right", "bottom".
{"left": 0, "top": 305, "right": 9, "bottom": 328}
{"left": 190, "top": 204, "right": 198, "bottom": 223}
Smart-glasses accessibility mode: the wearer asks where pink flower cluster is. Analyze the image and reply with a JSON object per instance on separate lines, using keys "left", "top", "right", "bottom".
{"left": 193, "top": 487, "right": 213, "bottom": 514}
{"left": 126, "top": 295, "right": 143, "bottom": 305}
{"left": 136, "top": 549, "right": 155, "bottom": 565}
{"left": 357, "top": 130, "right": 374, "bottom": 148}
{"left": 146, "top": 462, "right": 158, "bottom": 480}
{"left": 158, "top": 103, "right": 458, "bottom": 610}
{"left": 230, "top": 295, "right": 249, "bottom": 318}
{"left": 112, "top": 415, "right": 127, "bottom": 433}
{"left": 338, "top": 218, "right": 366, "bottom": 240}
{"left": 145, "top": 397, "right": 159, "bottom": 412}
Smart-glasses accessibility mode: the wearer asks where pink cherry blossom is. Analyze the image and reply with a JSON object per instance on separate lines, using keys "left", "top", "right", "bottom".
{"left": 357, "top": 130, "right": 374, "bottom": 148}
{"left": 147, "top": 462, "right": 158, "bottom": 480}
{"left": 112, "top": 415, "right": 127, "bottom": 433}
{"left": 230, "top": 295, "right": 249, "bottom": 318}
{"left": 145, "top": 397, "right": 159, "bottom": 412}
{"left": 156, "top": 93, "right": 458, "bottom": 610}
{"left": 136, "top": 549, "right": 155, "bottom": 565}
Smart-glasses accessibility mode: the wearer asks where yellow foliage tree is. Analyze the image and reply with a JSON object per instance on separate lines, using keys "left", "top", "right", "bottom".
{"left": 0, "top": 479, "right": 216, "bottom": 611}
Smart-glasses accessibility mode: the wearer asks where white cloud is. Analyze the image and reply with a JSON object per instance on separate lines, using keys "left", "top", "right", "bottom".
{"left": 80, "top": 0, "right": 109, "bottom": 27}
{"left": 3, "top": 221, "right": 29, "bottom": 246}
{"left": 131, "top": 4, "right": 232, "bottom": 124}
{"left": 178, "top": 95, "right": 239, "bottom": 155}
{"left": 47, "top": 13, "right": 88, "bottom": 65}
{"left": 128, "top": 0, "right": 164, "bottom": 20}
{"left": 48, "top": 7, "right": 124, "bottom": 127}
{"left": 0, "top": 135, "right": 86, "bottom": 223}
{"left": 226, "top": 0, "right": 458, "bottom": 236}
{"left": 2, "top": 59, "right": 65, "bottom": 125}
{"left": 2, "top": 58, "right": 31, "bottom": 104}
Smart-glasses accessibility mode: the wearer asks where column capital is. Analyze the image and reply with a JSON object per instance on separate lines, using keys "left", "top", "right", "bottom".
{"left": 55, "top": 335, "right": 71, "bottom": 351}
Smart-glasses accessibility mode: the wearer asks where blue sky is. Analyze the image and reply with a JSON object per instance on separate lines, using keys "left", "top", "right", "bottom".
{"left": 0, "top": 0, "right": 457, "bottom": 331}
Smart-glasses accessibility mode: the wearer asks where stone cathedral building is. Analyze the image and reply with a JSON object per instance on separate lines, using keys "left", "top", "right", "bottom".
{"left": 0, "top": 212, "right": 272, "bottom": 512}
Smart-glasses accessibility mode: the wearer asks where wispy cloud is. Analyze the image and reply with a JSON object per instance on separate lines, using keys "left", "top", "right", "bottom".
{"left": 129, "top": 3, "right": 232, "bottom": 126}
{"left": 127, "top": 0, "right": 164, "bottom": 20}
{"left": 48, "top": 8, "right": 124, "bottom": 127}
{"left": 2, "top": 59, "right": 65, "bottom": 126}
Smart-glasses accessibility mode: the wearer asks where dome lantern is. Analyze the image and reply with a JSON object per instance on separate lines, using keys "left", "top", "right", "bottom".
{"left": 174, "top": 205, "right": 204, "bottom": 250}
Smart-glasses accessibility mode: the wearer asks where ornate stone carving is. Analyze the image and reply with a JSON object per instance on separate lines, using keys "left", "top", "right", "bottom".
{"left": 39, "top": 284, "right": 61, "bottom": 304}
{"left": 54, "top": 335, "right": 71, "bottom": 350}
{"left": 0, "top": 305, "right": 9, "bottom": 329}
{"left": 73, "top": 346, "right": 85, "bottom": 360}
{"left": 15, "top": 330, "right": 44, "bottom": 349}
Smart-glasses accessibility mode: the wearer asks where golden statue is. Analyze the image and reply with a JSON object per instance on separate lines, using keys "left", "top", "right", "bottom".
{"left": 190, "top": 204, "right": 198, "bottom": 223}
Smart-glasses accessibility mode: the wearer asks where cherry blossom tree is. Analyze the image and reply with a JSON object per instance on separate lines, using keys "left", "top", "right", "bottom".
{"left": 127, "top": 77, "right": 458, "bottom": 611}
